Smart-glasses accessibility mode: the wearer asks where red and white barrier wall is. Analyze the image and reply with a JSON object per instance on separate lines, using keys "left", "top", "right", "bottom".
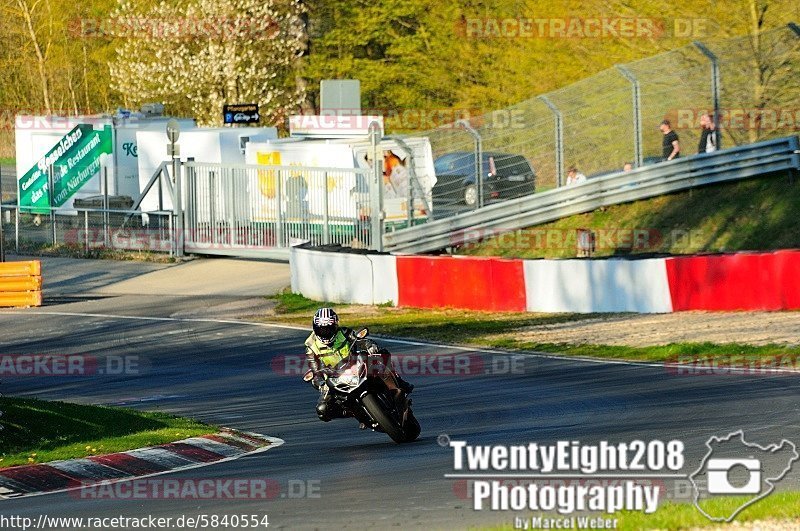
{"left": 290, "top": 247, "right": 800, "bottom": 313}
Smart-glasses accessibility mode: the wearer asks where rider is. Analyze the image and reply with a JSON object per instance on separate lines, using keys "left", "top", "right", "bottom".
{"left": 305, "top": 307, "right": 413, "bottom": 422}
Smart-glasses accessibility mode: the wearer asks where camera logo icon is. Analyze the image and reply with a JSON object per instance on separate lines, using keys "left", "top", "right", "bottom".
{"left": 690, "top": 430, "right": 798, "bottom": 522}
{"left": 706, "top": 458, "right": 761, "bottom": 495}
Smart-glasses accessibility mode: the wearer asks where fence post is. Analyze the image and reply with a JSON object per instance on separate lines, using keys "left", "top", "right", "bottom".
{"left": 83, "top": 209, "right": 89, "bottom": 256}
{"left": 168, "top": 212, "right": 174, "bottom": 257}
{"left": 172, "top": 155, "right": 184, "bottom": 257}
{"left": 275, "top": 168, "right": 284, "bottom": 247}
{"left": 47, "top": 165, "right": 56, "bottom": 245}
{"left": 538, "top": 95, "right": 564, "bottom": 187}
{"left": 322, "top": 171, "right": 330, "bottom": 245}
{"left": 15, "top": 207, "right": 19, "bottom": 253}
{"left": 0, "top": 205, "right": 4, "bottom": 262}
{"left": 615, "top": 65, "right": 643, "bottom": 168}
{"left": 0, "top": 168, "right": 4, "bottom": 262}
{"left": 103, "top": 166, "right": 109, "bottom": 247}
{"left": 369, "top": 121, "right": 384, "bottom": 251}
{"left": 456, "top": 120, "right": 483, "bottom": 208}
{"left": 694, "top": 41, "right": 722, "bottom": 150}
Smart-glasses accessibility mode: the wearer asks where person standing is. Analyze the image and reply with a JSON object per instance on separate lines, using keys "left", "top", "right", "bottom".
{"left": 566, "top": 166, "right": 587, "bottom": 185}
{"left": 697, "top": 113, "right": 717, "bottom": 154}
{"left": 660, "top": 119, "right": 681, "bottom": 161}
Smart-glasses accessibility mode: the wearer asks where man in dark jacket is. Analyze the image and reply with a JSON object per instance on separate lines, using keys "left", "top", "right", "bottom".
{"left": 698, "top": 113, "right": 717, "bottom": 154}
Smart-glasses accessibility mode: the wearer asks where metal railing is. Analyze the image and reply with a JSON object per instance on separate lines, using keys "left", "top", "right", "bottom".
{"left": 400, "top": 24, "right": 800, "bottom": 223}
{"left": 182, "top": 161, "right": 374, "bottom": 257}
{"left": 0, "top": 203, "right": 175, "bottom": 257}
{"left": 384, "top": 135, "right": 800, "bottom": 254}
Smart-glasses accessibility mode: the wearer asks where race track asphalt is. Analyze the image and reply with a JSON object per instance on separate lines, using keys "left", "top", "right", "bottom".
{"left": 1, "top": 297, "right": 799, "bottom": 529}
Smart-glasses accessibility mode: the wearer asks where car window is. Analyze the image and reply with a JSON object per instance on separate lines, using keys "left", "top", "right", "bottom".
{"left": 435, "top": 154, "right": 473, "bottom": 174}
{"left": 494, "top": 156, "right": 532, "bottom": 177}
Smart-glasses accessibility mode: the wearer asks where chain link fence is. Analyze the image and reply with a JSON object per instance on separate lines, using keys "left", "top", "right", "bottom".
{"left": 0, "top": 204, "right": 174, "bottom": 257}
{"left": 1, "top": 26, "right": 797, "bottom": 257}
{"left": 405, "top": 24, "right": 800, "bottom": 223}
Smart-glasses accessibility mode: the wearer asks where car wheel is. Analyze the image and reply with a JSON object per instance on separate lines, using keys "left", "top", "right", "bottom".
{"left": 464, "top": 184, "right": 477, "bottom": 206}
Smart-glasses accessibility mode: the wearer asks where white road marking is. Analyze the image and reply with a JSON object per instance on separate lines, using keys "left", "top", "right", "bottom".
{"left": 2, "top": 310, "right": 797, "bottom": 374}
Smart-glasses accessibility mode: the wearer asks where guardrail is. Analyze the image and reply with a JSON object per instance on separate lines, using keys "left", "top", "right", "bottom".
{"left": 384, "top": 135, "right": 800, "bottom": 254}
{"left": 0, "top": 260, "right": 42, "bottom": 307}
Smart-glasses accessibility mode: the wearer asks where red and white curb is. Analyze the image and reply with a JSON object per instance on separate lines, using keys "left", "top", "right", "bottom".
{"left": 0, "top": 429, "right": 283, "bottom": 499}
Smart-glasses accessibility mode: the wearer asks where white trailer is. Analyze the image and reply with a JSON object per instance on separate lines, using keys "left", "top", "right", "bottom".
{"left": 136, "top": 127, "right": 278, "bottom": 212}
{"left": 243, "top": 135, "right": 436, "bottom": 228}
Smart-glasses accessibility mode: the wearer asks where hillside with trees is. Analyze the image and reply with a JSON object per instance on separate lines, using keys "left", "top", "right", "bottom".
{"left": 0, "top": 0, "right": 798, "bottom": 158}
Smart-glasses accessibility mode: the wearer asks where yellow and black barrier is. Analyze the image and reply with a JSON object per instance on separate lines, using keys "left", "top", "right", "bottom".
{"left": 0, "top": 261, "right": 42, "bottom": 307}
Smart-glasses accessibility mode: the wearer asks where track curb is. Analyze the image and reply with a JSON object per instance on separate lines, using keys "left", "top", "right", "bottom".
{"left": 0, "top": 428, "right": 284, "bottom": 500}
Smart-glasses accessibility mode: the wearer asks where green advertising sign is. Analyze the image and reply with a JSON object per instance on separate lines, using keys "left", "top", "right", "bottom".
{"left": 18, "top": 124, "right": 113, "bottom": 212}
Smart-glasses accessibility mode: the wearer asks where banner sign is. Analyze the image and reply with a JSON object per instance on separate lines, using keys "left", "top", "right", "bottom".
{"left": 18, "top": 124, "right": 113, "bottom": 211}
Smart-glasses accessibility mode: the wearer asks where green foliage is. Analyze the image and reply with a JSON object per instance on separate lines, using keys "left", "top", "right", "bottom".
{"left": 270, "top": 288, "right": 347, "bottom": 314}
{"left": 0, "top": 0, "right": 798, "bottom": 157}
{"left": 0, "top": 397, "right": 211, "bottom": 467}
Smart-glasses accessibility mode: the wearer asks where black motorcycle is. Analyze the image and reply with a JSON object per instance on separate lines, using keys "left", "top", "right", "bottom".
{"left": 304, "top": 328, "right": 421, "bottom": 443}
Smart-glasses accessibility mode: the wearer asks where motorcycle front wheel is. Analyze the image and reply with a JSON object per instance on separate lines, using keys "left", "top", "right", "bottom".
{"left": 362, "top": 392, "right": 409, "bottom": 443}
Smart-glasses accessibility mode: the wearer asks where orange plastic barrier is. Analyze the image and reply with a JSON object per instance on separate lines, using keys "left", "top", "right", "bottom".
{"left": 0, "top": 260, "right": 42, "bottom": 308}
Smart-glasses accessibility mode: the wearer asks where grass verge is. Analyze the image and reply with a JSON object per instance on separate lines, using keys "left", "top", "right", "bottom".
{"left": 266, "top": 290, "right": 800, "bottom": 363}
{"left": 616, "top": 491, "right": 800, "bottom": 528}
{"left": 0, "top": 397, "right": 212, "bottom": 468}
{"left": 488, "top": 492, "right": 800, "bottom": 529}
{"left": 457, "top": 172, "right": 800, "bottom": 259}
{"left": 13, "top": 243, "right": 177, "bottom": 263}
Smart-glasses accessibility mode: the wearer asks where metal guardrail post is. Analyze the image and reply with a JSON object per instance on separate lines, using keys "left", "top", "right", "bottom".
{"left": 0, "top": 170, "right": 4, "bottom": 262}
{"left": 369, "top": 121, "right": 384, "bottom": 251}
{"left": 168, "top": 213, "right": 174, "bottom": 257}
{"left": 538, "top": 95, "right": 564, "bottom": 187}
{"left": 47, "top": 165, "right": 56, "bottom": 245}
{"left": 173, "top": 156, "right": 184, "bottom": 257}
{"left": 456, "top": 119, "right": 483, "bottom": 208}
{"left": 275, "top": 169, "right": 284, "bottom": 247}
{"left": 322, "top": 171, "right": 330, "bottom": 245}
{"left": 0, "top": 206, "right": 5, "bottom": 262}
{"left": 83, "top": 210, "right": 89, "bottom": 255}
{"left": 616, "top": 65, "right": 643, "bottom": 168}
{"left": 694, "top": 41, "right": 722, "bottom": 150}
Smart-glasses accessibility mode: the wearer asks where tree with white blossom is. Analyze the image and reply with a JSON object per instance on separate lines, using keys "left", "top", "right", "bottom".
{"left": 109, "top": 0, "right": 307, "bottom": 126}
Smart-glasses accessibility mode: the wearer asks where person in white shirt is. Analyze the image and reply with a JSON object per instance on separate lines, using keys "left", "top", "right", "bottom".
{"left": 566, "top": 166, "right": 587, "bottom": 186}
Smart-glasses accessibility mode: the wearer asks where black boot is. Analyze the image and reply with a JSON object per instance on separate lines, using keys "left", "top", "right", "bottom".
{"left": 316, "top": 391, "right": 342, "bottom": 421}
{"left": 396, "top": 375, "right": 414, "bottom": 393}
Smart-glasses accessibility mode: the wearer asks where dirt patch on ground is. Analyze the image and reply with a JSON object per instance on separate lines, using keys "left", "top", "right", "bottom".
{"left": 509, "top": 312, "right": 800, "bottom": 346}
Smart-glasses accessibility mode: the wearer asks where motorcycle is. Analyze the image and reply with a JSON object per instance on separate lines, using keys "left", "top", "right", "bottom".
{"left": 303, "top": 328, "right": 421, "bottom": 443}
